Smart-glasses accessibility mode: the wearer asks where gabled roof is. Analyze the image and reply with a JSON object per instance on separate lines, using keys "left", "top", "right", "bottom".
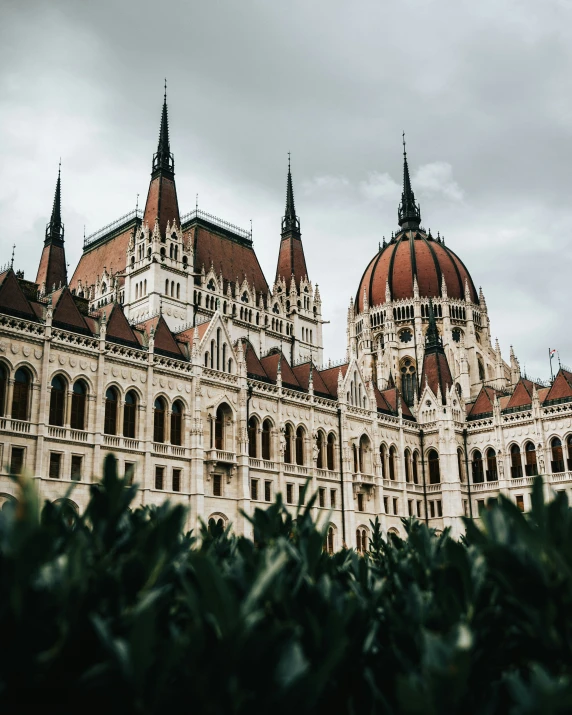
{"left": 420, "top": 351, "right": 453, "bottom": 405}
{"left": 380, "top": 386, "right": 415, "bottom": 420}
{"left": 317, "top": 364, "right": 348, "bottom": 399}
{"left": 240, "top": 338, "right": 271, "bottom": 382}
{"left": 101, "top": 303, "right": 141, "bottom": 348}
{"left": 260, "top": 352, "right": 301, "bottom": 389}
{"left": 176, "top": 320, "right": 211, "bottom": 350}
{"left": 135, "top": 314, "right": 185, "bottom": 359}
{"left": 292, "top": 362, "right": 332, "bottom": 398}
{"left": 543, "top": 370, "right": 572, "bottom": 403}
{"left": 505, "top": 378, "right": 535, "bottom": 410}
{"left": 70, "top": 225, "right": 132, "bottom": 293}
{"left": 0, "top": 270, "right": 39, "bottom": 321}
{"left": 51, "top": 287, "right": 93, "bottom": 335}
{"left": 467, "top": 386, "right": 500, "bottom": 418}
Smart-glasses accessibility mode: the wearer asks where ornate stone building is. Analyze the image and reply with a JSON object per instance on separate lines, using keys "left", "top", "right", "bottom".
{"left": 1, "top": 94, "right": 571, "bottom": 546}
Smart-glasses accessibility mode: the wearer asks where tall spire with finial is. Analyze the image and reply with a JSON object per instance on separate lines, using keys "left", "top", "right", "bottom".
{"left": 276, "top": 153, "right": 308, "bottom": 290}
{"left": 36, "top": 162, "right": 68, "bottom": 290}
{"left": 424, "top": 299, "right": 442, "bottom": 351}
{"left": 398, "top": 133, "right": 421, "bottom": 230}
{"left": 153, "top": 79, "right": 174, "bottom": 175}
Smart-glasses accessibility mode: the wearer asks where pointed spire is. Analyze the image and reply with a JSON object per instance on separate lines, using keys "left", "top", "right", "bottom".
{"left": 397, "top": 133, "right": 421, "bottom": 230}
{"left": 152, "top": 81, "right": 174, "bottom": 175}
{"left": 425, "top": 299, "right": 442, "bottom": 352}
{"left": 45, "top": 161, "right": 64, "bottom": 244}
{"left": 282, "top": 152, "right": 300, "bottom": 234}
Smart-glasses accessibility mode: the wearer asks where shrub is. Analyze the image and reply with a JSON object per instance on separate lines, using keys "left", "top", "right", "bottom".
{"left": 1, "top": 456, "right": 572, "bottom": 713}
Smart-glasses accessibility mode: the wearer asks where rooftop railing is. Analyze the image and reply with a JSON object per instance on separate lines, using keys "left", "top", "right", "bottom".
{"left": 84, "top": 209, "right": 143, "bottom": 247}
{"left": 180, "top": 208, "right": 251, "bottom": 241}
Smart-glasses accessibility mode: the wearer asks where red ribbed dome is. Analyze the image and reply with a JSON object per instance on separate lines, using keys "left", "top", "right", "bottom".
{"left": 356, "top": 229, "right": 478, "bottom": 312}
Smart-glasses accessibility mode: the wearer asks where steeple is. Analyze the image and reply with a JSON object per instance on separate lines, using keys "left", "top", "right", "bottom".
{"left": 397, "top": 133, "right": 421, "bottom": 230}
{"left": 143, "top": 84, "right": 180, "bottom": 237}
{"left": 36, "top": 164, "right": 68, "bottom": 292}
{"left": 420, "top": 299, "right": 453, "bottom": 405}
{"left": 276, "top": 154, "right": 308, "bottom": 290}
{"left": 425, "top": 299, "right": 442, "bottom": 352}
{"left": 282, "top": 153, "right": 300, "bottom": 235}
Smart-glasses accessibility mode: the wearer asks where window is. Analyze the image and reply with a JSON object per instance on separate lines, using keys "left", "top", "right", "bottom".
{"left": 104, "top": 387, "right": 118, "bottom": 435}
{"left": 412, "top": 451, "right": 419, "bottom": 484}
{"left": 327, "top": 433, "right": 335, "bottom": 471}
{"left": 155, "top": 466, "right": 164, "bottom": 490}
{"left": 10, "top": 447, "right": 24, "bottom": 475}
{"left": 49, "top": 452, "right": 62, "bottom": 479}
{"left": 316, "top": 432, "right": 325, "bottom": 469}
{"left": 357, "top": 493, "right": 364, "bottom": 512}
{"left": 356, "top": 527, "right": 368, "bottom": 554}
{"left": 525, "top": 442, "right": 538, "bottom": 476}
{"left": 286, "top": 483, "right": 293, "bottom": 504}
{"left": 457, "top": 449, "right": 465, "bottom": 482}
{"left": 417, "top": 500, "right": 422, "bottom": 518}
{"left": 463, "top": 499, "right": 468, "bottom": 517}
{"left": 551, "top": 437, "right": 564, "bottom": 473}
{"left": 429, "top": 501, "right": 435, "bottom": 518}
{"left": 49, "top": 376, "right": 66, "bottom": 426}
{"left": 0, "top": 364, "right": 6, "bottom": 416}
{"left": 389, "top": 446, "right": 397, "bottom": 480}
{"left": 213, "top": 474, "right": 222, "bottom": 497}
{"left": 437, "top": 500, "right": 443, "bottom": 517}
{"left": 171, "top": 400, "right": 183, "bottom": 446}
{"left": 516, "top": 494, "right": 525, "bottom": 512}
{"left": 125, "top": 462, "right": 135, "bottom": 485}
{"left": 264, "top": 480, "right": 271, "bottom": 502}
{"left": 477, "top": 499, "right": 485, "bottom": 514}
{"left": 400, "top": 358, "right": 417, "bottom": 406}
{"left": 153, "top": 398, "right": 166, "bottom": 443}
{"left": 326, "top": 526, "right": 335, "bottom": 554}
{"left": 298, "top": 484, "right": 305, "bottom": 505}
{"left": 71, "top": 380, "right": 87, "bottom": 431}
{"left": 214, "top": 404, "right": 231, "bottom": 450}
{"left": 568, "top": 436, "right": 572, "bottom": 470}
{"left": 408, "top": 499, "right": 413, "bottom": 516}
{"left": 12, "top": 368, "right": 30, "bottom": 421}
{"left": 383, "top": 496, "right": 389, "bottom": 514}
{"left": 486, "top": 448, "right": 498, "bottom": 481}
{"left": 123, "top": 390, "right": 137, "bottom": 438}
{"left": 428, "top": 449, "right": 440, "bottom": 484}
{"left": 510, "top": 444, "right": 522, "bottom": 478}
{"left": 70, "top": 455, "right": 82, "bottom": 481}
{"left": 248, "top": 416, "right": 258, "bottom": 458}
{"left": 172, "top": 468, "right": 181, "bottom": 492}
{"left": 295, "top": 426, "right": 305, "bottom": 465}
{"left": 318, "top": 487, "right": 325, "bottom": 507}
{"left": 330, "top": 489, "right": 336, "bottom": 508}
{"left": 250, "top": 479, "right": 258, "bottom": 501}
{"left": 472, "top": 450, "right": 484, "bottom": 483}
{"left": 404, "top": 449, "right": 411, "bottom": 482}
{"left": 393, "top": 497, "right": 398, "bottom": 515}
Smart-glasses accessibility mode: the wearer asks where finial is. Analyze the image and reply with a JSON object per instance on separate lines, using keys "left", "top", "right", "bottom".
{"left": 135, "top": 193, "right": 139, "bottom": 213}
{"left": 10, "top": 244, "right": 15, "bottom": 269}
{"left": 196, "top": 193, "right": 198, "bottom": 212}
{"left": 282, "top": 152, "right": 300, "bottom": 234}
{"left": 288, "top": 150, "right": 291, "bottom": 172}
{"left": 164, "top": 77, "right": 167, "bottom": 99}
{"left": 398, "top": 133, "right": 421, "bottom": 230}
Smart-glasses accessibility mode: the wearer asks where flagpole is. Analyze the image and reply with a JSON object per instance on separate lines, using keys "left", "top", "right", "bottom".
{"left": 549, "top": 348, "right": 554, "bottom": 383}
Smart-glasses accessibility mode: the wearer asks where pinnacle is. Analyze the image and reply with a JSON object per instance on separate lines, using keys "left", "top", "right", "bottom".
{"left": 398, "top": 133, "right": 421, "bottom": 230}
{"left": 282, "top": 155, "right": 300, "bottom": 234}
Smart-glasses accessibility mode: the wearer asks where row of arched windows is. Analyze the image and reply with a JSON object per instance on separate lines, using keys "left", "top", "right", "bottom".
{"left": 393, "top": 304, "right": 414, "bottom": 321}
{"left": 165, "top": 280, "right": 181, "bottom": 299}
{"left": 204, "top": 329, "right": 233, "bottom": 374}
{"left": 135, "top": 280, "right": 147, "bottom": 300}
{"left": 0, "top": 365, "right": 32, "bottom": 421}
{"left": 104, "top": 388, "right": 184, "bottom": 445}
{"left": 380, "top": 444, "right": 441, "bottom": 484}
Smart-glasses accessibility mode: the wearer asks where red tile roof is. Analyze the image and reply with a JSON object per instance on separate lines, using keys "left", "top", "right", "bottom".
{"left": 101, "top": 303, "right": 141, "bottom": 347}
{"left": 240, "top": 339, "right": 270, "bottom": 381}
{"left": 260, "top": 352, "right": 301, "bottom": 389}
{"left": 276, "top": 234, "right": 309, "bottom": 290}
{"left": 143, "top": 173, "right": 180, "bottom": 238}
{"left": 292, "top": 362, "right": 332, "bottom": 397}
{"left": 0, "top": 270, "right": 39, "bottom": 321}
{"left": 467, "top": 386, "right": 499, "bottom": 418}
{"left": 505, "top": 378, "right": 534, "bottom": 410}
{"left": 52, "top": 288, "right": 93, "bottom": 335}
{"left": 420, "top": 351, "right": 453, "bottom": 404}
{"left": 317, "top": 364, "right": 348, "bottom": 399}
{"left": 69, "top": 226, "right": 133, "bottom": 292}
{"left": 36, "top": 243, "right": 67, "bottom": 293}
{"left": 135, "top": 315, "right": 185, "bottom": 358}
{"left": 543, "top": 371, "right": 572, "bottom": 402}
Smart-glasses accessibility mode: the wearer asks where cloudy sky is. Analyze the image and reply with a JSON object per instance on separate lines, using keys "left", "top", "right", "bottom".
{"left": 1, "top": 0, "right": 571, "bottom": 379}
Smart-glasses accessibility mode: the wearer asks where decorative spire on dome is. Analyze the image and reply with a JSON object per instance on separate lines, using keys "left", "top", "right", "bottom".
{"left": 152, "top": 80, "right": 174, "bottom": 175}
{"left": 398, "top": 132, "right": 421, "bottom": 230}
{"left": 425, "top": 299, "right": 442, "bottom": 352}
{"left": 46, "top": 161, "right": 64, "bottom": 244}
{"left": 282, "top": 152, "right": 300, "bottom": 234}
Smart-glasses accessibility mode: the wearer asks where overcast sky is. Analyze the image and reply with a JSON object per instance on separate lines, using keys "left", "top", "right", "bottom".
{"left": 1, "top": 0, "right": 571, "bottom": 379}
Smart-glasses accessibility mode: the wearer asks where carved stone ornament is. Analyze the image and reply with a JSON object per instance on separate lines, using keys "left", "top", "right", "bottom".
{"left": 122, "top": 368, "right": 128, "bottom": 379}
{"left": 58, "top": 355, "right": 65, "bottom": 365}
{"left": 34, "top": 348, "right": 43, "bottom": 359}
{"left": 70, "top": 358, "right": 77, "bottom": 368}
{"left": 141, "top": 375, "right": 147, "bottom": 384}
{"left": 23, "top": 346, "right": 31, "bottom": 357}
{"left": 0, "top": 341, "right": 6, "bottom": 353}
{"left": 90, "top": 363, "right": 98, "bottom": 372}
{"left": 10, "top": 344, "right": 19, "bottom": 354}
{"left": 160, "top": 378, "right": 166, "bottom": 388}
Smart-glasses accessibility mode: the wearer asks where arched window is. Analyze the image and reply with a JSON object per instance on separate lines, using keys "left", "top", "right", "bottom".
{"left": 165, "top": 279, "right": 169, "bottom": 295}
{"left": 525, "top": 442, "right": 538, "bottom": 476}
{"left": 316, "top": 431, "right": 325, "bottom": 469}
{"left": 400, "top": 358, "right": 417, "bottom": 407}
{"left": 326, "top": 526, "right": 335, "bottom": 554}
{"left": 12, "top": 368, "right": 31, "bottom": 421}
{"left": 428, "top": 449, "right": 440, "bottom": 484}
{"left": 214, "top": 403, "right": 231, "bottom": 451}
{"left": 478, "top": 359, "right": 486, "bottom": 382}
{"left": 70, "top": 380, "right": 87, "bottom": 431}
{"left": 248, "top": 416, "right": 258, "bottom": 458}
{"left": 208, "top": 515, "right": 226, "bottom": 535}
{"left": 471, "top": 450, "right": 484, "bottom": 483}
{"left": 412, "top": 450, "right": 419, "bottom": 484}
{"left": 486, "top": 448, "right": 498, "bottom": 481}
{"left": 49, "top": 375, "right": 66, "bottom": 427}
{"left": 262, "top": 419, "right": 272, "bottom": 461}
{"left": 510, "top": 444, "right": 522, "bottom": 478}
{"left": 171, "top": 400, "right": 183, "bottom": 446}
{"left": 567, "top": 436, "right": 572, "bottom": 471}
{"left": 404, "top": 449, "right": 411, "bottom": 482}
{"left": 389, "top": 446, "right": 397, "bottom": 481}
{"left": 104, "top": 387, "right": 118, "bottom": 435}
{"left": 380, "top": 444, "right": 387, "bottom": 479}
{"left": 359, "top": 435, "right": 370, "bottom": 474}
{"left": 176, "top": 283, "right": 180, "bottom": 299}
{"left": 356, "top": 527, "right": 368, "bottom": 555}
{"left": 0, "top": 364, "right": 6, "bottom": 417}
{"left": 457, "top": 448, "right": 465, "bottom": 482}
{"left": 296, "top": 426, "right": 305, "bottom": 466}
{"left": 284, "top": 424, "right": 293, "bottom": 464}
{"left": 327, "top": 433, "right": 335, "bottom": 471}
{"left": 551, "top": 437, "right": 564, "bottom": 473}
{"left": 353, "top": 444, "right": 359, "bottom": 474}
{"left": 123, "top": 390, "right": 137, "bottom": 438}
{"left": 153, "top": 398, "right": 166, "bottom": 443}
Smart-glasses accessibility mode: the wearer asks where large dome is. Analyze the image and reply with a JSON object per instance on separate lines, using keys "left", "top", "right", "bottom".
{"left": 356, "top": 228, "right": 478, "bottom": 312}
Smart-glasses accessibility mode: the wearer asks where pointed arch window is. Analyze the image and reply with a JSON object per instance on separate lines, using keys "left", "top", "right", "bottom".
{"left": 486, "top": 448, "right": 498, "bottom": 481}
{"left": 400, "top": 358, "right": 417, "bottom": 406}
{"left": 356, "top": 527, "right": 368, "bottom": 555}
{"left": 0, "top": 364, "right": 6, "bottom": 417}
{"left": 510, "top": 444, "right": 522, "bottom": 478}
{"left": 326, "top": 526, "right": 335, "bottom": 554}
{"left": 412, "top": 450, "right": 419, "bottom": 484}
{"left": 471, "top": 450, "right": 484, "bottom": 483}
{"left": 171, "top": 400, "right": 183, "bottom": 446}
{"left": 123, "top": 390, "right": 137, "bottom": 439}
{"left": 296, "top": 426, "right": 305, "bottom": 466}
{"left": 428, "top": 449, "right": 440, "bottom": 484}
{"left": 404, "top": 449, "right": 412, "bottom": 482}
{"left": 49, "top": 376, "right": 66, "bottom": 427}
{"left": 248, "top": 416, "right": 258, "bottom": 458}
{"left": 457, "top": 448, "right": 465, "bottom": 482}
{"left": 551, "top": 437, "right": 564, "bottom": 473}
{"left": 380, "top": 444, "right": 387, "bottom": 480}
{"left": 104, "top": 387, "right": 118, "bottom": 435}
{"left": 327, "top": 433, "right": 335, "bottom": 471}
{"left": 70, "top": 380, "right": 87, "bottom": 431}
{"left": 284, "top": 424, "right": 293, "bottom": 464}
{"left": 525, "top": 442, "right": 538, "bottom": 476}
{"left": 316, "top": 431, "right": 325, "bottom": 469}
{"left": 567, "top": 436, "right": 572, "bottom": 471}
{"left": 262, "top": 419, "right": 272, "bottom": 461}
{"left": 153, "top": 398, "right": 166, "bottom": 443}
{"left": 12, "top": 368, "right": 31, "bottom": 421}
{"left": 389, "top": 446, "right": 397, "bottom": 481}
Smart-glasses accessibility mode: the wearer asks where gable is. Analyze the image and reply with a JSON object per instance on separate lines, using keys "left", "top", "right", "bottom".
{"left": 318, "top": 364, "right": 348, "bottom": 398}
{"left": 0, "top": 271, "right": 38, "bottom": 321}
{"left": 153, "top": 315, "right": 185, "bottom": 358}
{"left": 505, "top": 379, "right": 533, "bottom": 410}
{"left": 468, "top": 386, "right": 495, "bottom": 418}
{"left": 52, "top": 289, "right": 92, "bottom": 335}
{"left": 260, "top": 352, "right": 300, "bottom": 389}
{"left": 544, "top": 371, "right": 572, "bottom": 403}
{"left": 105, "top": 303, "right": 141, "bottom": 347}
{"left": 292, "top": 362, "right": 332, "bottom": 397}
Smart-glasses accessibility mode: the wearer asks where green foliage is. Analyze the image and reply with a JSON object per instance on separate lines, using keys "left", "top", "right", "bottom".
{"left": 1, "top": 458, "right": 572, "bottom": 713}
